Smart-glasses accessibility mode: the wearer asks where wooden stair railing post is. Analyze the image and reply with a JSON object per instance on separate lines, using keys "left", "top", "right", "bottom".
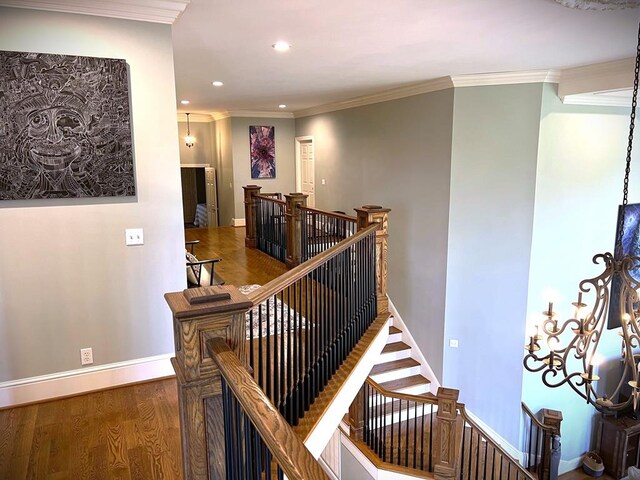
{"left": 541, "top": 408, "right": 563, "bottom": 480}
{"left": 165, "top": 286, "right": 252, "bottom": 480}
{"left": 285, "top": 192, "right": 308, "bottom": 268}
{"left": 433, "top": 387, "right": 460, "bottom": 480}
{"left": 243, "top": 184, "right": 262, "bottom": 248}
{"left": 348, "top": 383, "right": 366, "bottom": 441}
{"left": 355, "top": 205, "right": 391, "bottom": 315}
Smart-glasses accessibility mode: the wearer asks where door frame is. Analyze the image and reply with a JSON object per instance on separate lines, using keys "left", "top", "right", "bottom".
{"left": 295, "top": 135, "right": 315, "bottom": 197}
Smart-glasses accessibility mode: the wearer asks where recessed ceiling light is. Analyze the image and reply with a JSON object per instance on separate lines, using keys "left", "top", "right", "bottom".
{"left": 278, "top": 104, "right": 287, "bottom": 109}
{"left": 212, "top": 80, "right": 224, "bottom": 87}
{"left": 180, "top": 99, "right": 190, "bottom": 104}
{"left": 272, "top": 41, "right": 291, "bottom": 52}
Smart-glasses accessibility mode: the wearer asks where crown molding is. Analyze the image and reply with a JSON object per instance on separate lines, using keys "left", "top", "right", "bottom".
{"left": 0, "top": 0, "right": 190, "bottom": 24}
{"left": 294, "top": 77, "right": 454, "bottom": 118}
{"left": 450, "top": 69, "right": 560, "bottom": 87}
{"left": 177, "top": 112, "right": 214, "bottom": 123}
{"left": 562, "top": 92, "right": 632, "bottom": 107}
{"left": 227, "top": 110, "right": 295, "bottom": 119}
{"left": 558, "top": 57, "right": 635, "bottom": 99}
{"left": 294, "top": 69, "right": 561, "bottom": 118}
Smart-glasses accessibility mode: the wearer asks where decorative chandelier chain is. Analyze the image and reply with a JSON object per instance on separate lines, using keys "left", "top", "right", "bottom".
{"left": 617, "top": 21, "right": 640, "bottom": 248}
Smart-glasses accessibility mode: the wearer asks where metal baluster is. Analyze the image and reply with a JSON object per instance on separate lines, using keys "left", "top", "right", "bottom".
{"left": 533, "top": 424, "right": 539, "bottom": 473}
{"left": 420, "top": 402, "right": 425, "bottom": 471}
{"left": 279, "top": 291, "right": 285, "bottom": 415}
{"left": 382, "top": 392, "right": 387, "bottom": 462}
{"left": 266, "top": 299, "right": 271, "bottom": 401}
{"left": 397, "top": 399, "right": 401, "bottom": 465}
{"left": 273, "top": 295, "right": 279, "bottom": 410}
{"left": 286, "top": 286, "right": 292, "bottom": 423}
{"left": 292, "top": 282, "right": 298, "bottom": 425}
{"left": 249, "top": 311, "right": 255, "bottom": 376}
{"left": 405, "top": 398, "right": 409, "bottom": 467}
{"left": 258, "top": 305, "right": 263, "bottom": 391}
{"left": 413, "top": 401, "right": 418, "bottom": 469}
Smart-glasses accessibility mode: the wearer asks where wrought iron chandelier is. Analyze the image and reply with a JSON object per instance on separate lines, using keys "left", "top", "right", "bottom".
{"left": 185, "top": 112, "right": 195, "bottom": 148}
{"left": 523, "top": 23, "right": 640, "bottom": 413}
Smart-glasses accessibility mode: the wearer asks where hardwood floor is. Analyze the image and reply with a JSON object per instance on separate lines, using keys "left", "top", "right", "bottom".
{"left": 184, "top": 226, "right": 288, "bottom": 288}
{"left": 0, "top": 226, "right": 288, "bottom": 480}
{"left": 0, "top": 379, "right": 182, "bottom": 480}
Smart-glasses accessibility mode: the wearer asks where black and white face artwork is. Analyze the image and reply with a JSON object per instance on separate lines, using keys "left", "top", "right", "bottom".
{"left": 0, "top": 51, "right": 135, "bottom": 200}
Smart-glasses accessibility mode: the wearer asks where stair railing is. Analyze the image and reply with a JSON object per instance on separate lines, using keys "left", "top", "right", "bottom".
{"left": 458, "top": 406, "right": 535, "bottom": 480}
{"left": 208, "top": 337, "right": 330, "bottom": 480}
{"left": 521, "top": 402, "right": 562, "bottom": 480}
{"left": 255, "top": 193, "right": 288, "bottom": 262}
{"left": 300, "top": 206, "right": 357, "bottom": 262}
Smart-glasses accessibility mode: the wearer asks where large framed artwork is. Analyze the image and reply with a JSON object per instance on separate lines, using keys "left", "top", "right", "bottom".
{"left": 250, "top": 125, "right": 275, "bottom": 179}
{"left": 0, "top": 50, "right": 135, "bottom": 200}
{"left": 608, "top": 203, "right": 640, "bottom": 329}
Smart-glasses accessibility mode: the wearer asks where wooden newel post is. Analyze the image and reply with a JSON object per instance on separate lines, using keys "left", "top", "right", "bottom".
{"left": 355, "top": 205, "right": 391, "bottom": 315}
{"left": 243, "top": 185, "right": 262, "bottom": 248}
{"left": 165, "top": 286, "right": 253, "bottom": 480}
{"left": 541, "top": 408, "right": 563, "bottom": 479}
{"left": 348, "top": 384, "right": 366, "bottom": 441}
{"left": 433, "top": 387, "right": 461, "bottom": 480}
{"left": 285, "top": 192, "right": 308, "bottom": 268}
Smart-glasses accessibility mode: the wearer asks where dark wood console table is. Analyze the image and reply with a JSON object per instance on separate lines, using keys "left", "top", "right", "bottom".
{"left": 597, "top": 414, "right": 640, "bottom": 479}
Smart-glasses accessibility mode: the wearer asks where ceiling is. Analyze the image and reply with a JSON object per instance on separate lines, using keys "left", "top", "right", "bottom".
{"left": 1, "top": 0, "right": 638, "bottom": 115}
{"left": 170, "top": 0, "right": 639, "bottom": 116}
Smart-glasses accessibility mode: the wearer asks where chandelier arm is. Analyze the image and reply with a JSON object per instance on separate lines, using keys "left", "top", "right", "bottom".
{"left": 523, "top": 353, "right": 557, "bottom": 373}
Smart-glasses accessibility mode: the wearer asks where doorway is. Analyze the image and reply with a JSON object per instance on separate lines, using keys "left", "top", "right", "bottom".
{"left": 180, "top": 165, "right": 219, "bottom": 228}
{"left": 295, "top": 136, "right": 315, "bottom": 207}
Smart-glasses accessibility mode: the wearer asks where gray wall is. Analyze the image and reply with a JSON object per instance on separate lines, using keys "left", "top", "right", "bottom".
{"left": 523, "top": 83, "right": 634, "bottom": 463}
{"left": 444, "top": 83, "right": 543, "bottom": 447}
{"left": 296, "top": 90, "right": 454, "bottom": 379}
{"left": 178, "top": 119, "right": 214, "bottom": 166}
{"left": 0, "top": 7, "right": 185, "bottom": 381}
{"left": 231, "top": 117, "right": 296, "bottom": 221}
{"left": 215, "top": 117, "right": 235, "bottom": 226}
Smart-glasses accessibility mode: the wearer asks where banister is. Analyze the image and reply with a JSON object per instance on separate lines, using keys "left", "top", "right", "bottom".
{"left": 300, "top": 205, "right": 358, "bottom": 223}
{"left": 521, "top": 401, "right": 556, "bottom": 433}
{"left": 459, "top": 404, "right": 536, "bottom": 480}
{"left": 255, "top": 193, "right": 287, "bottom": 206}
{"left": 248, "top": 223, "right": 379, "bottom": 306}
{"left": 207, "top": 337, "right": 330, "bottom": 480}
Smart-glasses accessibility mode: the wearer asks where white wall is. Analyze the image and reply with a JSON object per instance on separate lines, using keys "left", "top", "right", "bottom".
{"left": 445, "top": 83, "right": 544, "bottom": 448}
{"left": 231, "top": 117, "right": 296, "bottom": 220}
{"left": 0, "top": 7, "right": 185, "bottom": 384}
{"left": 522, "top": 83, "right": 635, "bottom": 464}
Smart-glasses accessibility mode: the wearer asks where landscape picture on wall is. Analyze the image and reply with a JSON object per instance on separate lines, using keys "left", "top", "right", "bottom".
{"left": 0, "top": 50, "right": 135, "bottom": 200}
{"left": 250, "top": 125, "right": 276, "bottom": 179}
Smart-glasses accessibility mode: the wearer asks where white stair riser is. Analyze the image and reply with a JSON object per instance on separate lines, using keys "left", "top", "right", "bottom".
{"left": 378, "top": 349, "right": 411, "bottom": 363}
{"left": 393, "top": 383, "right": 430, "bottom": 396}
{"left": 387, "top": 332, "right": 402, "bottom": 343}
{"left": 369, "top": 365, "right": 421, "bottom": 384}
{"left": 367, "top": 409, "right": 433, "bottom": 427}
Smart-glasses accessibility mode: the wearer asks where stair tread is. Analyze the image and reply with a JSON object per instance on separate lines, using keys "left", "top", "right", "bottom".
{"left": 370, "top": 358, "right": 420, "bottom": 376}
{"left": 381, "top": 341, "right": 411, "bottom": 354}
{"left": 379, "top": 374, "right": 431, "bottom": 391}
{"left": 389, "top": 326, "right": 402, "bottom": 335}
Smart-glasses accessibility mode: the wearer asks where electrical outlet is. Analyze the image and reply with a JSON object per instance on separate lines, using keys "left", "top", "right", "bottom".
{"left": 449, "top": 339, "right": 459, "bottom": 348}
{"left": 80, "top": 347, "right": 93, "bottom": 365}
{"left": 125, "top": 228, "right": 144, "bottom": 246}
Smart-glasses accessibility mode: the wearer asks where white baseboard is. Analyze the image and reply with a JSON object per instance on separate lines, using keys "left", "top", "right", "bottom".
{"left": 0, "top": 353, "right": 175, "bottom": 408}
{"left": 232, "top": 217, "right": 246, "bottom": 227}
{"left": 559, "top": 456, "right": 582, "bottom": 475}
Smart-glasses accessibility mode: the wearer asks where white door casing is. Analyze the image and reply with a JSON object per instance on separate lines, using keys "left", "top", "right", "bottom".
{"left": 295, "top": 136, "right": 315, "bottom": 207}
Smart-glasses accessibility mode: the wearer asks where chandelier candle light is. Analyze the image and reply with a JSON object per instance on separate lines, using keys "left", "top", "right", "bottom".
{"left": 523, "top": 22, "right": 640, "bottom": 414}
{"left": 185, "top": 112, "right": 195, "bottom": 148}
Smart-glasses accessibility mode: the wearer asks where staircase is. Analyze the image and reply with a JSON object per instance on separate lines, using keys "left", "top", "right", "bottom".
{"left": 369, "top": 320, "right": 433, "bottom": 396}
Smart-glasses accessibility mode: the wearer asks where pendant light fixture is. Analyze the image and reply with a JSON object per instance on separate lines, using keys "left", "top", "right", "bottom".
{"left": 523, "top": 22, "right": 640, "bottom": 413}
{"left": 185, "top": 113, "right": 195, "bottom": 148}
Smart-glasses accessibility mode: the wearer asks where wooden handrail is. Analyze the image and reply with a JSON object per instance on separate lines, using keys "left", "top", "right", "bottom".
{"left": 300, "top": 205, "right": 358, "bottom": 223}
{"left": 521, "top": 402, "right": 556, "bottom": 433}
{"left": 248, "top": 223, "right": 379, "bottom": 305}
{"left": 366, "top": 377, "right": 437, "bottom": 404}
{"left": 459, "top": 404, "right": 536, "bottom": 480}
{"left": 207, "top": 338, "right": 330, "bottom": 480}
{"left": 255, "top": 193, "right": 287, "bottom": 206}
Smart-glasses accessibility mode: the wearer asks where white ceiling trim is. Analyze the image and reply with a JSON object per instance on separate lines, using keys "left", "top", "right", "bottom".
{"left": 558, "top": 57, "right": 635, "bottom": 99}
{"left": 0, "top": 0, "right": 190, "bottom": 24}
{"left": 227, "top": 110, "right": 295, "bottom": 119}
{"left": 294, "top": 77, "right": 454, "bottom": 118}
{"left": 294, "top": 70, "right": 560, "bottom": 118}
{"left": 177, "top": 113, "right": 214, "bottom": 123}
{"left": 562, "top": 92, "right": 631, "bottom": 107}
{"left": 450, "top": 69, "right": 560, "bottom": 87}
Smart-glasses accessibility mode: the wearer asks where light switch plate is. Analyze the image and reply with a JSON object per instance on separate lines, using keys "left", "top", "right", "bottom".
{"left": 125, "top": 228, "right": 144, "bottom": 246}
